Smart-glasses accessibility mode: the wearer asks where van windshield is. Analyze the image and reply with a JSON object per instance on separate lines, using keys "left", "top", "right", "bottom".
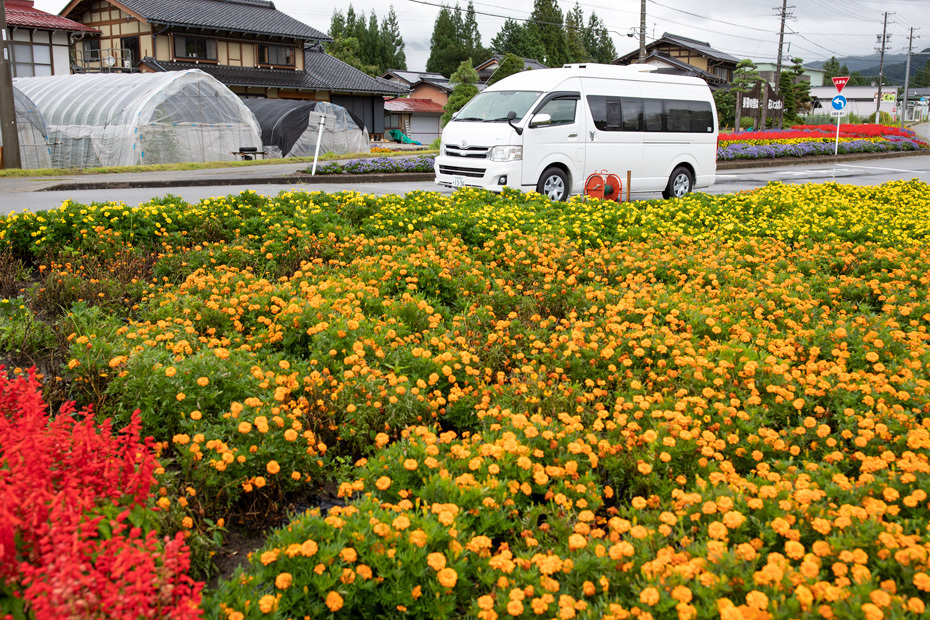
{"left": 453, "top": 90, "right": 542, "bottom": 122}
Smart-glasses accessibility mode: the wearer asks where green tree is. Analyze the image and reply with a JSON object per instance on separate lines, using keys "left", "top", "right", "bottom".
{"left": 564, "top": 3, "right": 588, "bottom": 63}
{"left": 584, "top": 13, "right": 616, "bottom": 64}
{"left": 490, "top": 19, "right": 545, "bottom": 61}
{"left": 849, "top": 71, "right": 868, "bottom": 86}
{"left": 713, "top": 58, "right": 761, "bottom": 128}
{"left": 442, "top": 59, "right": 480, "bottom": 126}
{"left": 380, "top": 5, "right": 406, "bottom": 70}
{"left": 913, "top": 58, "right": 930, "bottom": 88}
{"left": 779, "top": 57, "right": 811, "bottom": 124}
{"left": 462, "top": 1, "right": 487, "bottom": 64}
{"left": 426, "top": 5, "right": 465, "bottom": 77}
{"left": 329, "top": 9, "right": 347, "bottom": 39}
{"left": 325, "top": 37, "right": 378, "bottom": 75}
{"left": 529, "top": 0, "right": 567, "bottom": 67}
{"left": 821, "top": 56, "right": 842, "bottom": 79}
{"left": 486, "top": 52, "right": 525, "bottom": 86}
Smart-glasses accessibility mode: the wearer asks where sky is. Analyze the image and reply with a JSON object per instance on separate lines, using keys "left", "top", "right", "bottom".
{"left": 34, "top": 0, "right": 930, "bottom": 72}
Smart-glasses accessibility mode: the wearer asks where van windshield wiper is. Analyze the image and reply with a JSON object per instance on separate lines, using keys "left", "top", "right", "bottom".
{"left": 486, "top": 117, "right": 520, "bottom": 122}
{"left": 454, "top": 116, "right": 485, "bottom": 121}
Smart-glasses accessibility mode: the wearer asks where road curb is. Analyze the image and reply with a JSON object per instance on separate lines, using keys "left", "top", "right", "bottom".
{"left": 40, "top": 172, "right": 437, "bottom": 192}
{"left": 35, "top": 150, "right": 929, "bottom": 191}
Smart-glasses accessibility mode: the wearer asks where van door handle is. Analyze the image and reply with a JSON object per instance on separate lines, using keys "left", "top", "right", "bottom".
{"left": 588, "top": 131, "right": 595, "bottom": 141}
{"left": 568, "top": 132, "right": 578, "bottom": 138}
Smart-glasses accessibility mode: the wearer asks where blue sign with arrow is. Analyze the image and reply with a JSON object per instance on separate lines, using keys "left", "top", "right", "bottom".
{"left": 832, "top": 95, "right": 847, "bottom": 111}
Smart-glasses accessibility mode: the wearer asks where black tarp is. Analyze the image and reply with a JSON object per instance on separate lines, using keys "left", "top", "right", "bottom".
{"left": 244, "top": 98, "right": 312, "bottom": 157}
{"left": 243, "top": 99, "right": 370, "bottom": 158}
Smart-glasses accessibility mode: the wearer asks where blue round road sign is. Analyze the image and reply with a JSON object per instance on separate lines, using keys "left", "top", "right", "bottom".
{"left": 832, "top": 95, "right": 847, "bottom": 110}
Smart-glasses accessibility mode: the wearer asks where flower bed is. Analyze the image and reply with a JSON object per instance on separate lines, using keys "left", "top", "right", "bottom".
{"left": 717, "top": 124, "right": 927, "bottom": 160}
{"left": 1, "top": 182, "right": 930, "bottom": 619}
{"left": 312, "top": 155, "right": 435, "bottom": 175}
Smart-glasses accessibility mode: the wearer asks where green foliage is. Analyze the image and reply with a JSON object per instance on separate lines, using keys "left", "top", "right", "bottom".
{"left": 0, "top": 298, "right": 57, "bottom": 357}
{"left": 441, "top": 59, "right": 480, "bottom": 126}
{"left": 913, "top": 58, "right": 930, "bottom": 88}
{"left": 426, "top": 1, "right": 486, "bottom": 78}
{"left": 326, "top": 4, "right": 405, "bottom": 76}
{"left": 530, "top": 0, "right": 567, "bottom": 68}
{"left": 563, "top": 2, "right": 588, "bottom": 63}
{"left": 584, "top": 12, "right": 617, "bottom": 64}
{"left": 485, "top": 53, "right": 526, "bottom": 86}
{"left": 714, "top": 59, "right": 762, "bottom": 128}
{"left": 489, "top": 19, "right": 546, "bottom": 62}
{"left": 779, "top": 57, "right": 812, "bottom": 125}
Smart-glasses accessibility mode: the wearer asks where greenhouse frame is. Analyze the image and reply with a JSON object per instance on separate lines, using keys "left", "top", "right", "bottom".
{"left": 0, "top": 86, "right": 53, "bottom": 170}
{"left": 14, "top": 70, "right": 261, "bottom": 168}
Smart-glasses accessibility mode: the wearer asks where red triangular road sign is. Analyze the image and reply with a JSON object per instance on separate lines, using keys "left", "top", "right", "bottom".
{"left": 832, "top": 76, "right": 849, "bottom": 93}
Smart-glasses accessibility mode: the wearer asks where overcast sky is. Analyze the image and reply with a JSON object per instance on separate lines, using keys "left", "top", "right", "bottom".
{"left": 35, "top": 0, "right": 930, "bottom": 72}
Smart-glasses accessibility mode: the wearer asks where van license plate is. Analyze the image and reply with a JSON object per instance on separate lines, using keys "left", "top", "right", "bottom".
{"left": 452, "top": 176, "right": 465, "bottom": 188}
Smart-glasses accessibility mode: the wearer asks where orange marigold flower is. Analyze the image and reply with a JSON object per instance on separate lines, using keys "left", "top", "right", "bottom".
{"left": 392, "top": 515, "right": 411, "bottom": 530}
{"left": 325, "top": 591, "right": 344, "bottom": 612}
{"left": 376, "top": 476, "right": 392, "bottom": 490}
{"left": 238, "top": 421, "right": 252, "bottom": 433}
{"left": 507, "top": 600, "right": 524, "bottom": 616}
{"left": 275, "top": 573, "right": 292, "bottom": 589}
{"left": 745, "top": 591, "right": 768, "bottom": 610}
{"left": 266, "top": 460, "right": 280, "bottom": 475}
{"left": 914, "top": 572, "right": 930, "bottom": 592}
{"left": 404, "top": 458, "right": 418, "bottom": 471}
{"left": 477, "top": 595, "right": 495, "bottom": 610}
{"left": 671, "top": 585, "right": 693, "bottom": 603}
{"left": 197, "top": 376, "right": 209, "bottom": 386}
{"left": 568, "top": 534, "right": 587, "bottom": 551}
{"left": 437, "top": 567, "right": 458, "bottom": 588}
{"left": 258, "top": 594, "right": 277, "bottom": 613}
{"left": 640, "top": 587, "right": 660, "bottom": 606}
{"left": 412, "top": 585, "right": 422, "bottom": 600}
{"left": 861, "top": 603, "right": 883, "bottom": 620}
{"left": 340, "top": 547, "right": 358, "bottom": 563}
{"left": 427, "top": 552, "right": 447, "bottom": 571}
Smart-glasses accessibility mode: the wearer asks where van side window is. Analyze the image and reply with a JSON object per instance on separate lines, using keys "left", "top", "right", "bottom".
{"left": 688, "top": 101, "right": 714, "bottom": 132}
{"left": 643, "top": 99, "right": 663, "bottom": 131}
{"left": 665, "top": 101, "right": 691, "bottom": 132}
{"left": 536, "top": 97, "right": 578, "bottom": 126}
{"left": 587, "top": 96, "right": 641, "bottom": 131}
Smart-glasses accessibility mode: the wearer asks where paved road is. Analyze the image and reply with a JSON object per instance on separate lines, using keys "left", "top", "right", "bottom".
{"left": 2, "top": 152, "right": 929, "bottom": 216}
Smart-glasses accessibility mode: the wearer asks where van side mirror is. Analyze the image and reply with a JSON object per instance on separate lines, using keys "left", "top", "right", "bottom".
{"left": 506, "top": 110, "right": 523, "bottom": 136}
{"left": 529, "top": 113, "right": 552, "bottom": 128}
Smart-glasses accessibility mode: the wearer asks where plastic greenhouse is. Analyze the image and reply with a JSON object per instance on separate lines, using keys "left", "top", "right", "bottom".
{"left": 0, "top": 86, "right": 52, "bottom": 169}
{"left": 243, "top": 99, "right": 369, "bottom": 159}
{"left": 14, "top": 70, "right": 261, "bottom": 168}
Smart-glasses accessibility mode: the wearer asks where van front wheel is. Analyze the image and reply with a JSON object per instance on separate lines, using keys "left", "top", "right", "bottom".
{"left": 663, "top": 166, "right": 694, "bottom": 199}
{"left": 537, "top": 167, "right": 569, "bottom": 201}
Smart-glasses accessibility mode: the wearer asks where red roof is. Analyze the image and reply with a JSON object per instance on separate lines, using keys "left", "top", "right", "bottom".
{"left": 384, "top": 98, "right": 445, "bottom": 115}
{"left": 5, "top": 0, "right": 99, "bottom": 33}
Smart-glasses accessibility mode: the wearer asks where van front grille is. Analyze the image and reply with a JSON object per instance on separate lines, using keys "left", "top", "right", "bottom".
{"left": 444, "top": 145, "right": 490, "bottom": 158}
{"left": 438, "top": 165, "right": 485, "bottom": 178}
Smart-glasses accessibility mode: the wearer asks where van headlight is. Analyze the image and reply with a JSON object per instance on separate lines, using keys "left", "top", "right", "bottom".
{"left": 489, "top": 145, "right": 523, "bottom": 162}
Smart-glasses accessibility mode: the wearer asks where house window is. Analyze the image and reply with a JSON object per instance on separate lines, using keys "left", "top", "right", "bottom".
{"left": 10, "top": 31, "right": 53, "bottom": 77}
{"left": 174, "top": 36, "right": 217, "bottom": 60}
{"left": 385, "top": 114, "right": 401, "bottom": 129}
{"left": 258, "top": 44, "right": 295, "bottom": 67}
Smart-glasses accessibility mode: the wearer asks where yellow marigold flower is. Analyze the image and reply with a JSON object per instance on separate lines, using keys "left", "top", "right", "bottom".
{"left": 640, "top": 587, "right": 660, "bottom": 606}
{"left": 325, "top": 591, "right": 344, "bottom": 612}
{"left": 258, "top": 594, "right": 277, "bottom": 613}
{"left": 275, "top": 573, "right": 292, "bottom": 589}
{"left": 427, "top": 552, "right": 447, "bottom": 571}
{"left": 266, "top": 460, "right": 280, "bottom": 475}
{"left": 437, "top": 567, "right": 458, "bottom": 588}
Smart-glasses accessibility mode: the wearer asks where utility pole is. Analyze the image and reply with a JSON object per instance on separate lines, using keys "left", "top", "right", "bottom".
{"left": 0, "top": 0, "right": 23, "bottom": 170}
{"left": 639, "top": 0, "right": 646, "bottom": 62}
{"left": 900, "top": 27, "right": 917, "bottom": 129}
{"left": 773, "top": 0, "right": 794, "bottom": 95}
{"left": 874, "top": 12, "right": 891, "bottom": 124}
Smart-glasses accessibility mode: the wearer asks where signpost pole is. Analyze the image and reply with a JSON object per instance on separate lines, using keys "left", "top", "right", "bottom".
{"left": 835, "top": 113, "right": 841, "bottom": 155}
{"left": 311, "top": 115, "right": 326, "bottom": 176}
{"left": 831, "top": 77, "right": 849, "bottom": 156}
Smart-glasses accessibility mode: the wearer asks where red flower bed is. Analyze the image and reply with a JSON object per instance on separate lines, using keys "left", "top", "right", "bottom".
{"left": 718, "top": 129, "right": 830, "bottom": 142}
{"left": 794, "top": 123, "right": 915, "bottom": 138}
{"left": 0, "top": 369, "right": 203, "bottom": 620}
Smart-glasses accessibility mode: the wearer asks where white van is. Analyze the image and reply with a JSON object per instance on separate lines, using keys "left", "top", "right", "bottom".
{"left": 434, "top": 63, "right": 717, "bottom": 200}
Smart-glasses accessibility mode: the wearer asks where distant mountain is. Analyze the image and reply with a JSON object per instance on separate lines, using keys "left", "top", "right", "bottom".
{"left": 808, "top": 49, "right": 930, "bottom": 85}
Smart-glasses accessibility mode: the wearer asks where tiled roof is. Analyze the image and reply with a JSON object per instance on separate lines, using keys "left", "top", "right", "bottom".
{"left": 65, "top": 0, "right": 329, "bottom": 40}
{"left": 141, "top": 58, "right": 330, "bottom": 90}
{"left": 411, "top": 78, "right": 452, "bottom": 93}
{"left": 382, "top": 70, "right": 447, "bottom": 86}
{"left": 615, "top": 32, "right": 739, "bottom": 65}
{"left": 6, "top": 0, "right": 98, "bottom": 32}
{"left": 304, "top": 45, "right": 408, "bottom": 96}
{"left": 644, "top": 52, "right": 726, "bottom": 83}
{"left": 384, "top": 98, "right": 445, "bottom": 115}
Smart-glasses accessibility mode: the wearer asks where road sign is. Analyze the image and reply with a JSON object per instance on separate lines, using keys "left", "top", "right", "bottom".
{"left": 829, "top": 110, "right": 846, "bottom": 117}
{"left": 832, "top": 76, "right": 850, "bottom": 93}
{"left": 832, "top": 95, "right": 847, "bottom": 111}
